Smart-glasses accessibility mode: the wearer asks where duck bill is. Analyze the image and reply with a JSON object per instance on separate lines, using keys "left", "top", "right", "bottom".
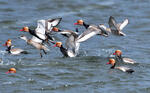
{"left": 53, "top": 44, "right": 57, "bottom": 47}
{"left": 6, "top": 71, "right": 10, "bottom": 74}
{"left": 107, "top": 62, "right": 110, "bottom": 64}
{"left": 3, "top": 44, "right": 6, "bottom": 46}
{"left": 113, "top": 53, "right": 116, "bottom": 55}
{"left": 19, "top": 29, "right": 24, "bottom": 31}
{"left": 74, "top": 23, "right": 78, "bottom": 25}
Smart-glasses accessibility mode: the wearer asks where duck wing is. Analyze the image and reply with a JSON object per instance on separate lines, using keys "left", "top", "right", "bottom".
{"left": 10, "top": 48, "right": 25, "bottom": 55}
{"left": 45, "top": 18, "right": 62, "bottom": 33}
{"left": 116, "top": 66, "right": 134, "bottom": 73}
{"left": 98, "top": 24, "right": 109, "bottom": 36}
{"left": 119, "top": 19, "right": 129, "bottom": 30}
{"left": 108, "top": 16, "right": 120, "bottom": 32}
{"left": 76, "top": 25, "right": 99, "bottom": 43}
{"left": 123, "top": 58, "right": 136, "bottom": 64}
{"left": 35, "top": 20, "right": 47, "bottom": 40}
{"left": 31, "top": 36, "right": 43, "bottom": 44}
{"left": 59, "top": 30, "right": 78, "bottom": 38}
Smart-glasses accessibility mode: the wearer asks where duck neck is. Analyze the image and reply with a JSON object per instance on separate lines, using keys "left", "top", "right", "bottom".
{"left": 29, "top": 29, "right": 35, "bottom": 35}
{"left": 110, "top": 63, "right": 116, "bottom": 69}
{"left": 116, "top": 55, "right": 123, "bottom": 61}
{"left": 58, "top": 29, "right": 62, "bottom": 32}
{"left": 29, "top": 29, "right": 43, "bottom": 41}
{"left": 83, "top": 22, "right": 90, "bottom": 29}
{"left": 6, "top": 46, "right": 11, "bottom": 53}
{"left": 60, "top": 45, "right": 68, "bottom": 57}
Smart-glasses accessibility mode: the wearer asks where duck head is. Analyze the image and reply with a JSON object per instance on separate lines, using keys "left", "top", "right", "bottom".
{"left": 74, "top": 20, "right": 84, "bottom": 25}
{"left": 20, "top": 27, "right": 29, "bottom": 32}
{"left": 107, "top": 58, "right": 116, "bottom": 66}
{"left": 53, "top": 42, "right": 62, "bottom": 47}
{"left": 52, "top": 27, "right": 59, "bottom": 32}
{"left": 6, "top": 68, "right": 16, "bottom": 74}
{"left": 3, "top": 39, "right": 12, "bottom": 47}
{"left": 113, "top": 50, "right": 122, "bottom": 57}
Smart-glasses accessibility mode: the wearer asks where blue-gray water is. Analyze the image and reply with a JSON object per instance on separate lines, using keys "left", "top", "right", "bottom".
{"left": 0, "top": 0, "right": 150, "bottom": 93}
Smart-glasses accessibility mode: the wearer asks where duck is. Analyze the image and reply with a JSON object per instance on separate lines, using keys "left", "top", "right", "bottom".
{"left": 6, "top": 68, "right": 16, "bottom": 74}
{"left": 19, "top": 35, "right": 49, "bottom": 58}
{"left": 53, "top": 25, "right": 105, "bottom": 57}
{"left": 3, "top": 39, "right": 28, "bottom": 55}
{"left": 54, "top": 42, "right": 75, "bottom": 57}
{"left": 108, "top": 16, "right": 129, "bottom": 36}
{"left": 113, "top": 50, "right": 136, "bottom": 64}
{"left": 107, "top": 59, "right": 134, "bottom": 73}
{"left": 20, "top": 18, "right": 62, "bottom": 44}
{"left": 52, "top": 27, "right": 78, "bottom": 37}
{"left": 74, "top": 19, "right": 109, "bottom": 37}
{"left": 53, "top": 27, "right": 81, "bottom": 57}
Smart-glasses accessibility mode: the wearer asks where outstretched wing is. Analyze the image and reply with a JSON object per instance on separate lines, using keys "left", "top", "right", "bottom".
{"left": 30, "top": 20, "right": 47, "bottom": 43}
{"left": 77, "top": 29, "right": 98, "bottom": 43}
{"left": 47, "top": 18, "right": 62, "bottom": 27}
{"left": 46, "top": 18, "right": 62, "bottom": 33}
{"left": 35, "top": 20, "right": 46, "bottom": 40}
{"left": 108, "top": 16, "right": 118, "bottom": 31}
{"left": 98, "top": 24, "right": 109, "bottom": 36}
{"left": 119, "top": 19, "right": 129, "bottom": 30}
{"left": 31, "top": 36, "right": 43, "bottom": 43}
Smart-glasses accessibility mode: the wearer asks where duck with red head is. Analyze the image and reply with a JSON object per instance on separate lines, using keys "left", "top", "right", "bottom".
{"left": 3, "top": 39, "right": 28, "bottom": 55}
{"left": 54, "top": 42, "right": 70, "bottom": 57}
{"left": 20, "top": 26, "right": 46, "bottom": 44}
{"left": 113, "top": 50, "right": 136, "bottom": 64}
{"left": 107, "top": 59, "right": 134, "bottom": 73}
{"left": 52, "top": 27, "right": 78, "bottom": 38}
{"left": 3, "top": 39, "right": 11, "bottom": 47}
{"left": 19, "top": 18, "right": 62, "bottom": 44}
{"left": 53, "top": 25, "right": 109, "bottom": 57}
{"left": 20, "top": 26, "right": 29, "bottom": 32}
{"left": 74, "top": 19, "right": 109, "bottom": 38}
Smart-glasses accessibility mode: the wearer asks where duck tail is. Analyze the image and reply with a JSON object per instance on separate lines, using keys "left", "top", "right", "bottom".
{"left": 21, "top": 51, "right": 29, "bottom": 54}
{"left": 126, "top": 69, "right": 134, "bottom": 73}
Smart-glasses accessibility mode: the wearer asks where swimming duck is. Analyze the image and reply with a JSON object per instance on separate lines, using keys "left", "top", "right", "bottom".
{"left": 74, "top": 19, "right": 109, "bottom": 37}
{"left": 107, "top": 59, "right": 134, "bottom": 73}
{"left": 3, "top": 39, "right": 28, "bottom": 55}
{"left": 113, "top": 50, "right": 136, "bottom": 64}
{"left": 19, "top": 35, "right": 49, "bottom": 58}
{"left": 108, "top": 16, "right": 129, "bottom": 36}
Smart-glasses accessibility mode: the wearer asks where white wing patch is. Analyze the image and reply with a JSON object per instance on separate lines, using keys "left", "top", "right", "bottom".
{"left": 31, "top": 36, "right": 42, "bottom": 43}
{"left": 67, "top": 50, "right": 76, "bottom": 57}
{"left": 119, "top": 19, "right": 128, "bottom": 30}
{"left": 123, "top": 58, "right": 136, "bottom": 64}
{"left": 77, "top": 31, "right": 97, "bottom": 43}
{"left": 49, "top": 18, "right": 61, "bottom": 26}
{"left": 35, "top": 20, "right": 46, "bottom": 40}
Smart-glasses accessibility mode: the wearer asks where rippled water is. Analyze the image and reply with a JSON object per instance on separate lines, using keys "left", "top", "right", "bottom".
{"left": 0, "top": 0, "right": 150, "bottom": 93}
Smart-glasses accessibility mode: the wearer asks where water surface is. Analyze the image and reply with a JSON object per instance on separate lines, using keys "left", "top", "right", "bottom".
{"left": 0, "top": 0, "right": 150, "bottom": 93}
